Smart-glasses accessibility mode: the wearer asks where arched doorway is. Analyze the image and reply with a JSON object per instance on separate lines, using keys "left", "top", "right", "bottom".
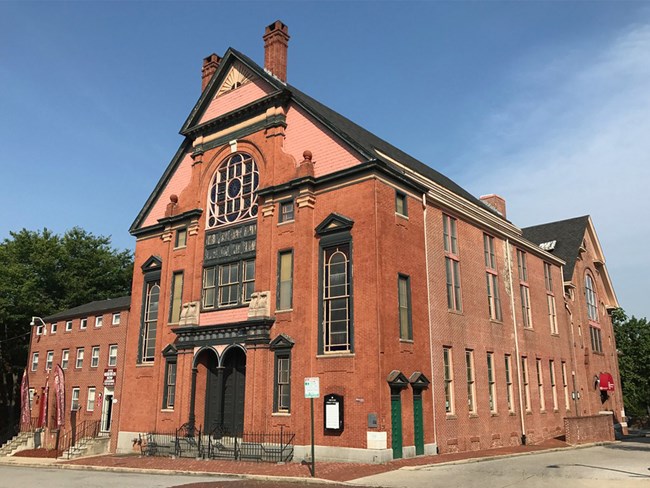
{"left": 221, "top": 347, "right": 246, "bottom": 434}
{"left": 203, "top": 346, "right": 246, "bottom": 434}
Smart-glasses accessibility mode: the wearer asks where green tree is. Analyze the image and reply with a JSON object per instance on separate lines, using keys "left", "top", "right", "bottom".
{"left": 0, "top": 228, "right": 133, "bottom": 435}
{"left": 612, "top": 308, "right": 650, "bottom": 420}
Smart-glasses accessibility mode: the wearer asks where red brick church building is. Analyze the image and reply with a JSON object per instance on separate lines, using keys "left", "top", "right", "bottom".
{"left": 112, "top": 21, "right": 625, "bottom": 462}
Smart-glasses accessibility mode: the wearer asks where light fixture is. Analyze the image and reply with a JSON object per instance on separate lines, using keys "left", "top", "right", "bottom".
{"left": 30, "top": 316, "right": 46, "bottom": 327}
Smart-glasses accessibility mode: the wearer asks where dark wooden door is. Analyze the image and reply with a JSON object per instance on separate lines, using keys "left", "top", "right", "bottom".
{"left": 221, "top": 348, "right": 246, "bottom": 434}
{"left": 204, "top": 353, "right": 220, "bottom": 431}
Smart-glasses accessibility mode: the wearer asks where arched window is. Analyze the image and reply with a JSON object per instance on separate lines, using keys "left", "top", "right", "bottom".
{"left": 142, "top": 283, "right": 160, "bottom": 362}
{"left": 207, "top": 153, "right": 259, "bottom": 228}
{"left": 323, "top": 246, "right": 351, "bottom": 353}
{"left": 585, "top": 273, "right": 598, "bottom": 322}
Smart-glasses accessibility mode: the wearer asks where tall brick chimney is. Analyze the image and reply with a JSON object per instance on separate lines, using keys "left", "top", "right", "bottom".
{"left": 263, "top": 20, "right": 290, "bottom": 82}
{"left": 202, "top": 53, "right": 221, "bottom": 92}
{"left": 480, "top": 194, "right": 507, "bottom": 218}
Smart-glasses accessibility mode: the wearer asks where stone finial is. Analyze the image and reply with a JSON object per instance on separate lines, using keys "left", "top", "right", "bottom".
{"left": 165, "top": 194, "right": 179, "bottom": 217}
{"left": 297, "top": 149, "right": 315, "bottom": 178}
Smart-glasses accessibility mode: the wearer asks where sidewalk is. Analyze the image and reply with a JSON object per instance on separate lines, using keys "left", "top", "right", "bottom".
{"left": 0, "top": 436, "right": 580, "bottom": 483}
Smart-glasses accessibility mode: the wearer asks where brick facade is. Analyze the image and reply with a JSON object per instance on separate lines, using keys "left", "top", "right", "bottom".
{"left": 25, "top": 298, "right": 130, "bottom": 452}
{"left": 28, "top": 21, "right": 623, "bottom": 463}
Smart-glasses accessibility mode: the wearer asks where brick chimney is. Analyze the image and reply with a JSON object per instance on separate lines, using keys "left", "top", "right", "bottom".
{"left": 263, "top": 20, "right": 290, "bottom": 82}
{"left": 202, "top": 53, "right": 221, "bottom": 92}
{"left": 480, "top": 194, "right": 507, "bottom": 218}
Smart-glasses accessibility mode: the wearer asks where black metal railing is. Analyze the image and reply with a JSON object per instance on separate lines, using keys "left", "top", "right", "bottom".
{"left": 58, "top": 419, "right": 101, "bottom": 458}
{"left": 138, "top": 430, "right": 176, "bottom": 457}
{"left": 138, "top": 424, "right": 294, "bottom": 463}
{"left": 207, "top": 425, "right": 294, "bottom": 463}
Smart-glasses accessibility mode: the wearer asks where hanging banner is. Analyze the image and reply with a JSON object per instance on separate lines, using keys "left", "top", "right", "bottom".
{"left": 20, "top": 369, "right": 30, "bottom": 427}
{"left": 54, "top": 365, "right": 65, "bottom": 429}
{"left": 38, "top": 378, "right": 49, "bottom": 428}
{"left": 599, "top": 372, "right": 615, "bottom": 392}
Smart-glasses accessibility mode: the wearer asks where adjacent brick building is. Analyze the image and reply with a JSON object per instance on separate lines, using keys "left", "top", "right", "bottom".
{"left": 80, "top": 21, "right": 621, "bottom": 462}
{"left": 26, "top": 297, "right": 130, "bottom": 451}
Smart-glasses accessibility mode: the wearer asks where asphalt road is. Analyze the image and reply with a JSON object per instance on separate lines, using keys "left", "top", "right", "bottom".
{"left": 351, "top": 437, "right": 650, "bottom": 488}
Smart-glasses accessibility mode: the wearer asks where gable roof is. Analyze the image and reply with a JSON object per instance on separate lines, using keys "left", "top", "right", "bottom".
{"left": 521, "top": 216, "right": 589, "bottom": 281}
{"left": 44, "top": 296, "right": 131, "bottom": 322}
{"left": 130, "top": 47, "right": 503, "bottom": 233}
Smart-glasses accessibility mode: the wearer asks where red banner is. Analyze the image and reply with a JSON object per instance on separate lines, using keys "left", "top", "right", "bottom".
{"left": 20, "top": 369, "right": 30, "bottom": 427}
{"left": 38, "top": 379, "right": 49, "bottom": 428}
{"left": 54, "top": 365, "right": 65, "bottom": 429}
{"left": 599, "top": 372, "right": 615, "bottom": 391}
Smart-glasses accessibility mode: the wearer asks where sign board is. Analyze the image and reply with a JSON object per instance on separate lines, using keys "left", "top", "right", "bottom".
{"left": 324, "top": 394, "right": 344, "bottom": 431}
{"left": 103, "top": 368, "right": 117, "bottom": 386}
{"left": 304, "top": 377, "right": 320, "bottom": 398}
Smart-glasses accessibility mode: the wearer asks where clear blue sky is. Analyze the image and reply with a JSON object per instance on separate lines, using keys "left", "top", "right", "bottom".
{"left": 1, "top": 1, "right": 648, "bottom": 318}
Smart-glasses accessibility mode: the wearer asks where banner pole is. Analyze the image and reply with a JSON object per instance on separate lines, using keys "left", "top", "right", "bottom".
{"left": 311, "top": 397, "right": 315, "bottom": 477}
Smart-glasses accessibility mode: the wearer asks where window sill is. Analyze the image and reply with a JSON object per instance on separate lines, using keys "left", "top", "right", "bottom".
{"left": 445, "top": 414, "right": 457, "bottom": 420}
{"left": 523, "top": 327, "right": 535, "bottom": 332}
{"left": 489, "top": 319, "right": 503, "bottom": 325}
{"left": 490, "top": 412, "right": 498, "bottom": 417}
{"left": 277, "top": 220, "right": 295, "bottom": 227}
{"left": 395, "top": 213, "right": 409, "bottom": 220}
{"left": 272, "top": 412, "right": 291, "bottom": 417}
{"left": 509, "top": 412, "right": 516, "bottom": 416}
{"left": 399, "top": 339, "right": 414, "bottom": 344}
{"left": 550, "top": 333, "right": 560, "bottom": 337}
{"left": 173, "top": 245, "right": 187, "bottom": 251}
{"left": 276, "top": 308, "right": 293, "bottom": 314}
{"left": 316, "top": 353, "right": 355, "bottom": 359}
{"left": 160, "top": 408, "right": 174, "bottom": 413}
{"left": 447, "top": 309, "right": 464, "bottom": 316}
{"left": 469, "top": 413, "right": 479, "bottom": 419}
{"left": 136, "top": 362, "right": 155, "bottom": 367}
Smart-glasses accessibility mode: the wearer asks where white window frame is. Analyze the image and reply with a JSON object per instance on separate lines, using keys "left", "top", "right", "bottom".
{"left": 505, "top": 354, "right": 514, "bottom": 413}
{"left": 86, "top": 387, "right": 96, "bottom": 411}
{"left": 51, "top": 322, "right": 57, "bottom": 334}
{"left": 61, "top": 349, "right": 69, "bottom": 370}
{"left": 487, "top": 352, "right": 497, "bottom": 413}
{"left": 108, "top": 345, "right": 118, "bottom": 367}
{"left": 75, "top": 348, "right": 84, "bottom": 369}
{"left": 80, "top": 318, "right": 88, "bottom": 330}
{"left": 443, "top": 347, "right": 454, "bottom": 414}
{"left": 91, "top": 346, "right": 100, "bottom": 368}
{"left": 112, "top": 312, "right": 121, "bottom": 325}
{"left": 31, "top": 352, "right": 39, "bottom": 371}
{"left": 46, "top": 351, "right": 54, "bottom": 371}
{"left": 550, "top": 359, "right": 558, "bottom": 411}
{"left": 71, "top": 387, "right": 80, "bottom": 411}
{"left": 65, "top": 320, "right": 73, "bottom": 332}
{"left": 95, "top": 316, "right": 103, "bottom": 328}
{"left": 536, "top": 358, "right": 545, "bottom": 412}
{"left": 466, "top": 350, "right": 476, "bottom": 414}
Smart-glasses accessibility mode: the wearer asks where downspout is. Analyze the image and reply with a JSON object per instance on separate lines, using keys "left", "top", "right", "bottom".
{"left": 373, "top": 180, "right": 384, "bottom": 440}
{"left": 505, "top": 239, "right": 527, "bottom": 445}
{"left": 564, "top": 288, "right": 580, "bottom": 417}
{"left": 422, "top": 193, "right": 438, "bottom": 451}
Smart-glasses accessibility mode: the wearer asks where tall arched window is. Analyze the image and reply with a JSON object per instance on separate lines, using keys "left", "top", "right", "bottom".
{"left": 585, "top": 273, "right": 598, "bottom": 322}
{"left": 323, "top": 245, "right": 351, "bottom": 353}
{"left": 207, "top": 153, "right": 259, "bottom": 228}
{"left": 142, "top": 282, "right": 160, "bottom": 362}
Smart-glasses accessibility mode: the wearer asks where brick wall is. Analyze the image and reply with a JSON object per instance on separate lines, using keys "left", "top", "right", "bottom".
{"left": 564, "top": 414, "right": 614, "bottom": 445}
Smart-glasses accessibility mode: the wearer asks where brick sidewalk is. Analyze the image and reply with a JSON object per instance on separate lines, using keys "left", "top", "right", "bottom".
{"left": 62, "top": 437, "right": 570, "bottom": 482}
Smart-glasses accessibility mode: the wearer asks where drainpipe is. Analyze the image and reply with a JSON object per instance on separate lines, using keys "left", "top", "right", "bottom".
{"left": 564, "top": 298, "right": 580, "bottom": 417}
{"left": 505, "top": 239, "right": 526, "bottom": 445}
{"left": 422, "top": 193, "right": 438, "bottom": 451}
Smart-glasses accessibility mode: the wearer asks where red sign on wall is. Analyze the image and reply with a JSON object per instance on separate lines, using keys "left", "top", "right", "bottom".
{"left": 104, "top": 368, "right": 117, "bottom": 386}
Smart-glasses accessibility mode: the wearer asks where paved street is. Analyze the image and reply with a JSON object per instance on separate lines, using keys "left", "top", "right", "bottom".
{"left": 351, "top": 437, "right": 650, "bottom": 488}
{"left": 0, "top": 467, "right": 234, "bottom": 488}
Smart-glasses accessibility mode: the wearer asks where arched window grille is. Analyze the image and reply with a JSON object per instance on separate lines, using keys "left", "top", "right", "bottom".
{"left": 142, "top": 283, "right": 160, "bottom": 362}
{"left": 323, "top": 246, "right": 351, "bottom": 353}
{"left": 207, "top": 153, "right": 259, "bottom": 228}
{"left": 585, "top": 274, "right": 598, "bottom": 322}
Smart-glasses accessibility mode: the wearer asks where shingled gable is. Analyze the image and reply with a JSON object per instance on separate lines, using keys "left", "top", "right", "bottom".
{"left": 130, "top": 45, "right": 503, "bottom": 234}
{"left": 521, "top": 216, "right": 589, "bottom": 282}
{"left": 523, "top": 215, "right": 619, "bottom": 308}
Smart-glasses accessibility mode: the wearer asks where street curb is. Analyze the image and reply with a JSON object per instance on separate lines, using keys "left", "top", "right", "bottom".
{"left": 400, "top": 441, "right": 620, "bottom": 470}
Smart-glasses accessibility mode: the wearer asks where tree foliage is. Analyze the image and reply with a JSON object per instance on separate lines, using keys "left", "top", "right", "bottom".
{"left": 612, "top": 308, "right": 650, "bottom": 419}
{"left": 0, "top": 227, "right": 133, "bottom": 434}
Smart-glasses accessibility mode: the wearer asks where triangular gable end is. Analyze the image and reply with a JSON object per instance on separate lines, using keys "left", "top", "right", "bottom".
{"left": 386, "top": 370, "right": 409, "bottom": 389}
{"left": 584, "top": 217, "right": 620, "bottom": 309}
{"left": 408, "top": 371, "right": 431, "bottom": 389}
{"left": 162, "top": 344, "right": 178, "bottom": 358}
{"left": 181, "top": 48, "right": 285, "bottom": 135}
{"left": 315, "top": 213, "right": 354, "bottom": 236}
